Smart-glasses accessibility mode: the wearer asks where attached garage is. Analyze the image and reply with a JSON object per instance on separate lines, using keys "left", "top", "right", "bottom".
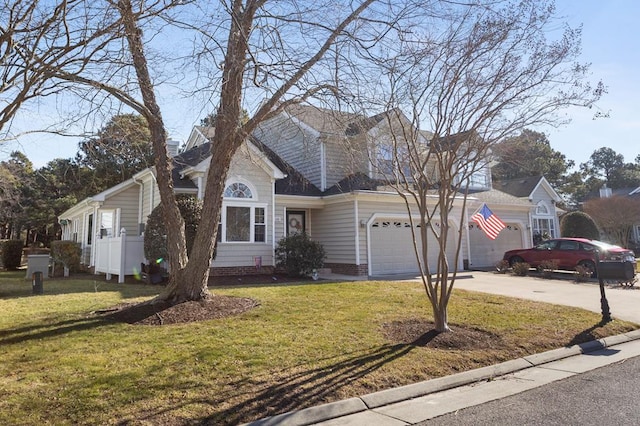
{"left": 369, "top": 218, "right": 458, "bottom": 276}
{"left": 468, "top": 222, "right": 524, "bottom": 269}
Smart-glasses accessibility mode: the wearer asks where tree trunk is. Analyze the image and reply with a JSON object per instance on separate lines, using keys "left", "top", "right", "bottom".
{"left": 156, "top": 0, "right": 255, "bottom": 303}
{"left": 118, "top": 0, "right": 191, "bottom": 303}
{"left": 432, "top": 305, "right": 451, "bottom": 333}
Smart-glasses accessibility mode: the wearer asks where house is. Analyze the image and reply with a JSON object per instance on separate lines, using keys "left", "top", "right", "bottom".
{"left": 59, "top": 105, "right": 563, "bottom": 278}
{"left": 592, "top": 185, "right": 640, "bottom": 251}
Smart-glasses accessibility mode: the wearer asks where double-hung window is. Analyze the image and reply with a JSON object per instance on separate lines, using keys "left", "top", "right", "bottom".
{"left": 219, "top": 181, "right": 267, "bottom": 243}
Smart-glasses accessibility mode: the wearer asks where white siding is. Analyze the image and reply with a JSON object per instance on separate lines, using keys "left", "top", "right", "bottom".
{"left": 102, "top": 186, "right": 140, "bottom": 235}
{"left": 531, "top": 184, "right": 554, "bottom": 204}
{"left": 140, "top": 174, "right": 159, "bottom": 223}
{"left": 211, "top": 153, "right": 275, "bottom": 268}
{"left": 313, "top": 201, "right": 357, "bottom": 264}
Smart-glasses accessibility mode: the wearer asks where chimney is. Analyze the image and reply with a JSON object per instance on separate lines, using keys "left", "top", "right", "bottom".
{"left": 599, "top": 184, "right": 612, "bottom": 198}
{"left": 166, "top": 139, "right": 180, "bottom": 157}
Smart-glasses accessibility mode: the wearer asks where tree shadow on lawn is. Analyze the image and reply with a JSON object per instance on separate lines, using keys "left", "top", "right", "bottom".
{"left": 117, "top": 320, "right": 501, "bottom": 425}
{"left": 0, "top": 317, "right": 109, "bottom": 345}
{"left": 128, "top": 333, "right": 441, "bottom": 426}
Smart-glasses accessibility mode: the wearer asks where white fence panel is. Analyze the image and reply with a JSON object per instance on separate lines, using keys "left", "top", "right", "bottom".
{"left": 94, "top": 229, "right": 145, "bottom": 283}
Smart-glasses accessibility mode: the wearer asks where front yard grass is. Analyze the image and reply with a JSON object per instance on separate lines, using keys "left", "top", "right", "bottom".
{"left": 0, "top": 270, "right": 636, "bottom": 425}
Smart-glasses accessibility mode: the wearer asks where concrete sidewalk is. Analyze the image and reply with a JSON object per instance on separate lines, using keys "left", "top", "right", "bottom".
{"left": 246, "top": 331, "right": 640, "bottom": 426}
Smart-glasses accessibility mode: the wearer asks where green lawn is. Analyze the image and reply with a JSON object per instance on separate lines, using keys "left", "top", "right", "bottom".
{"left": 0, "top": 270, "right": 636, "bottom": 425}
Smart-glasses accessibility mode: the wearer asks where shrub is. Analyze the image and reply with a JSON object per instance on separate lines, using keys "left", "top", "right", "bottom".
{"left": 50, "top": 241, "right": 82, "bottom": 273}
{"left": 1, "top": 240, "right": 24, "bottom": 270}
{"left": 538, "top": 260, "right": 558, "bottom": 279}
{"left": 511, "top": 261, "right": 530, "bottom": 276}
{"left": 574, "top": 264, "right": 592, "bottom": 283}
{"left": 144, "top": 195, "right": 203, "bottom": 263}
{"left": 495, "top": 259, "right": 509, "bottom": 274}
{"left": 275, "top": 233, "right": 326, "bottom": 277}
{"left": 560, "top": 211, "right": 599, "bottom": 240}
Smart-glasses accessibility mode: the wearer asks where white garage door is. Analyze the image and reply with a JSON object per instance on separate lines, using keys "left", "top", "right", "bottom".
{"left": 370, "top": 218, "right": 458, "bottom": 276}
{"left": 468, "top": 223, "right": 523, "bottom": 268}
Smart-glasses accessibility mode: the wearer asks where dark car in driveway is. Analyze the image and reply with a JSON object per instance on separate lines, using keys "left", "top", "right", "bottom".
{"left": 503, "top": 237, "right": 636, "bottom": 276}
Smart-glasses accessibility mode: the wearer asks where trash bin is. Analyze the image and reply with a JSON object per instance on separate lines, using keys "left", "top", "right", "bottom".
{"left": 32, "top": 271, "right": 44, "bottom": 295}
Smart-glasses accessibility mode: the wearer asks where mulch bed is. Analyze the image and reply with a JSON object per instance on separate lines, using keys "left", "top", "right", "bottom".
{"left": 90, "top": 274, "right": 316, "bottom": 326}
{"left": 382, "top": 318, "right": 504, "bottom": 350}
{"left": 96, "top": 296, "right": 260, "bottom": 325}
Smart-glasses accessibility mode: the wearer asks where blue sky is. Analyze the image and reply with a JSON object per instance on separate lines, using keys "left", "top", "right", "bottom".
{"left": 3, "top": 0, "right": 639, "bottom": 170}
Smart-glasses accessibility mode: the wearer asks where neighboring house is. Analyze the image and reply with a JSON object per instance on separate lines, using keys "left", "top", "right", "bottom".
{"left": 59, "top": 105, "right": 563, "bottom": 277}
{"left": 592, "top": 185, "right": 640, "bottom": 250}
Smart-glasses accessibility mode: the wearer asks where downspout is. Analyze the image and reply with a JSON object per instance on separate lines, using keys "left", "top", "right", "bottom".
{"left": 132, "top": 176, "right": 144, "bottom": 232}
{"left": 197, "top": 176, "right": 204, "bottom": 200}
{"left": 149, "top": 170, "right": 158, "bottom": 212}
{"left": 464, "top": 203, "right": 472, "bottom": 271}
{"left": 527, "top": 208, "right": 534, "bottom": 248}
{"left": 354, "top": 197, "right": 360, "bottom": 268}
{"left": 90, "top": 202, "right": 102, "bottom": 268}
{"left": 320, "top": 140, "right": 326, "bottom": 192}
{"left": 272, "top": 178, "right": 277, "bottom": 266}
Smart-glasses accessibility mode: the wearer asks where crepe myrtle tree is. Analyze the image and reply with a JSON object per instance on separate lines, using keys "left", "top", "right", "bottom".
{"left": 1, "top": 0, "right": 405, "bottom": 303}
{"left": 348, "top": 0, "right": 604, "bottom": 332}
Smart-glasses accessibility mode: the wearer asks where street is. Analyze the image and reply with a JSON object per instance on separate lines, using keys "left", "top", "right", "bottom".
{"left": 420, "top": 354, "right": 640, "bottom": 425}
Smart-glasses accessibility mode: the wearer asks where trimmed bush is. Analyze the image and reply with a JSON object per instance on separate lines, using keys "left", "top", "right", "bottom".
{"left": 574, "top": 264, "right": 592, "bottom": 283}
{"left": 560, "top": 211, "right": 599, "bottom": 240}
{"left": 144, "top": 194, "right": 203, "bottom": 263}
{"left": 275, "top": 233, "right": 326, "bottom": 277}
{"left": 511, "top": 261, "right": 530, "bottom": 276}
{"left": 50, "top": 241, "right": 82, "bottom": 273}
{"left": 538, "top": 259, "right": 558, "bottom": 279}
{"left": 1, "top": 240, "right": 24, "bottom": 270}
{"left": 495, "top": 259, "right": 509, "bottom": 274}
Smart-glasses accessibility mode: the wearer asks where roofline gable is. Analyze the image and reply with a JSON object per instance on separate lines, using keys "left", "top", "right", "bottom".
{"left": 531, "top": 176, "right": 561, "bottom": 203}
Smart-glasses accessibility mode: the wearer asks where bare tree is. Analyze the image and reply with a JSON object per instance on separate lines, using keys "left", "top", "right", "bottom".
{"left": 351, "top": 0, "right": 603, "bottom": 332}
{"left": 584, "top": 196, "right": 640, "bottom": 249}
{"left": 3, "top": 0, "right": 394, "bottom": 303}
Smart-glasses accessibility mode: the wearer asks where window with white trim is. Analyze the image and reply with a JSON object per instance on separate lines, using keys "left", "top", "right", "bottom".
{"left": 219, "top": 181, "right": 267, "bottom": 243}
{"left": 99, "top": 211, "right": 114, "bottom": 238}
{"left": 532, "top": 201, "right": 556, "bottom": 243}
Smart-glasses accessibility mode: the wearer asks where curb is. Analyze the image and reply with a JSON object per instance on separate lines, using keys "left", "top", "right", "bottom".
{"left": 243, "top": 331, "right": 640, "bottom": 426}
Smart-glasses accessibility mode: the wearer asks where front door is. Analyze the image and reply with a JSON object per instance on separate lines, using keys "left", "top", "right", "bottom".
{"left": 286, "top": 210, "right": 306, "bottom": 235}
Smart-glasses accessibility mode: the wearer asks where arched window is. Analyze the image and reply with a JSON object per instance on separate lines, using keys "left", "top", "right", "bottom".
{"left": 532, "top": 200, "right": 556, "bottom": 242}
{"left": 219, "top": 180, "right": 266, "bottom": 243}
{"left": 224, "top": 182, "right": 253, "bottom": 199}
{"left": 535, "top": 201, "right": 550, "bottom": 215}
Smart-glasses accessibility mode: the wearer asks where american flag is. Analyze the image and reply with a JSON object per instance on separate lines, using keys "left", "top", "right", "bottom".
{"left": 471, "top": 204, "right": 506, "bottom": 240}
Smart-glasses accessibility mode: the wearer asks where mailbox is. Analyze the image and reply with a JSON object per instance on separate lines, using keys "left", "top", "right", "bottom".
{"left": 597, "top": 261, "right": 635, "bottom": 281}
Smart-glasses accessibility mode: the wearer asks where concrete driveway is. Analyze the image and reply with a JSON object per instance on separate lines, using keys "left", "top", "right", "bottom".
{"left": 452, "top": 271, "right": 640, "bottom": 324}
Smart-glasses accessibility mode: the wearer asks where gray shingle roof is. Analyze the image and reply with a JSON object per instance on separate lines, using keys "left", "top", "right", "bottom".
{"left": 467, "top": 188, "right": 532, "bottom": 206}
{"left": 492, "top": 176, "right": 543, "bottom": 198}
{"left": 171, "top": 143, "right": 212, "bottom": 189}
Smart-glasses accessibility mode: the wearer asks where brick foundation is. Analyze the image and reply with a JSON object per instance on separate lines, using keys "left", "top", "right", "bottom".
{"left": 324, "top": 263, "right": 368, "bottom": 276}
{"left": 210, "top": 265, "right": 275, "bottom": 277}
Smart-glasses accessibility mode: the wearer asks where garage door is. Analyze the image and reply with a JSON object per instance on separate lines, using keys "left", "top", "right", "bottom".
{"left": 370, "top": 218, "right": 458, "bottom": 275}
{"left": 468, "top": 223, "right": 523, "bottom": 268}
